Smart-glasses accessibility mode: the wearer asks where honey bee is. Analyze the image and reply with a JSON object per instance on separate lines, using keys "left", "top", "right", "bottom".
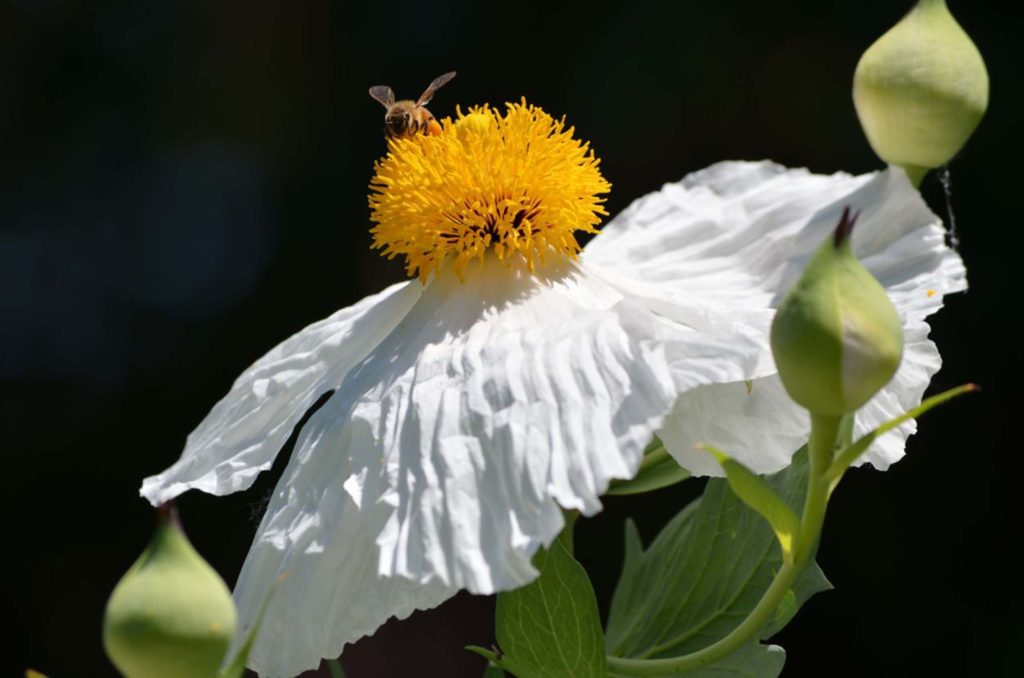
{"left": 369, "top": 71, "right": 456, "bottom": 138}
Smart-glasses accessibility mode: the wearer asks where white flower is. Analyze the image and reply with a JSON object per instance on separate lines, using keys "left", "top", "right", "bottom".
{"left": 140, "top": 103, "right": 964, "bottom": 677}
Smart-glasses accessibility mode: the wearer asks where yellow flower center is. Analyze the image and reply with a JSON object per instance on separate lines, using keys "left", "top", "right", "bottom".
{"left": 369, "top": 100, "right": 611, "bottom": 281}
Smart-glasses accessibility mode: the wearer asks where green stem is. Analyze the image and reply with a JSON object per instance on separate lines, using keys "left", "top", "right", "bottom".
{"left": 606, "top": 414, "right": 840, "bottom": 675}
{"left": 898, "top": 163, "right": 929, "bottom": 188}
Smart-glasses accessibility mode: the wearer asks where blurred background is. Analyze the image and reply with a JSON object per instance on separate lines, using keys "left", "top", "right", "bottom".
{"left": 2, "top": 0, "right": 1019, "bottom": 676}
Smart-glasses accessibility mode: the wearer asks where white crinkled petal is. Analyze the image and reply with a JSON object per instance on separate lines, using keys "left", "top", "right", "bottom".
{"left": 139, "top": 281, "right": 421, "bottom": 505}
{"left": 141, "top": 158, "right": 967, "bottom": 677}
{"left": 852, "top": 320, "right": 941, "bottom": 469}
{"left": 662, "top": 322, "right": 940, "bottom": 474}
{"left": 231, "top": 413, "right": 459, "bottom": 678}
{"left": 233, "top": 255, "right": 765, "bottom": 676}
{"left": 587, "top": 161, "right": 965, "bottom": 474}
{"left": 658, "top": 377, "right": 809, "bottom": 477}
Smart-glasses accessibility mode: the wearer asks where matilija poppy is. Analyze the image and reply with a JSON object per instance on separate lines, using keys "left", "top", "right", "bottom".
{"left": 141, "top": 101, "right": 964, "bottom": 677}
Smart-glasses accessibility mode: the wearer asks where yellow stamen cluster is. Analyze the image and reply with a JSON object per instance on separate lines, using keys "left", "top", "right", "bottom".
{"left": 369, "top": 100, "right": 611, "bottom": 281}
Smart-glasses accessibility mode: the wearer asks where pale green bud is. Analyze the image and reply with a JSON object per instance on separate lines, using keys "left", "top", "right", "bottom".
{"left": 853, "top": 0, "right": 988, "bottom": 182}
{"left": 103, "top": 505, "right": 237, "bottom": 678}
{"left": 771, "top": 209, "right": 903, "bottom": 416}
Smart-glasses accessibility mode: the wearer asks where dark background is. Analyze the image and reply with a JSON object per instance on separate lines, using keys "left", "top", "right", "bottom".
{"left": 3, "top": 1, "right": 1019, "bottom": 676}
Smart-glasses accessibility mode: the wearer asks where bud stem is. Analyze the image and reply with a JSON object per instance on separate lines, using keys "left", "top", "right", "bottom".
{"left": 899, "top": 163, "right": 929, "bottom": 188}
{"left": 605, "top": 414, "right": 839, "bottom": 674}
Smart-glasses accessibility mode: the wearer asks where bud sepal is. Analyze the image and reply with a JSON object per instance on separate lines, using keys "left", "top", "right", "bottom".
{"left": 771, "top": 208, "right": 904, "bottom": 416}
{"left": 103, "top": 505, "right": 237, "bottom": 678}
{"left": 853, "top": 0, "right": 989, "bottom": 183}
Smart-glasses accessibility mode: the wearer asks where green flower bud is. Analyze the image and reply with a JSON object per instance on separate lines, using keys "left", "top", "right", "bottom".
{"left": 853, "top": 0, "right": 988, "bottom": 182}
{"left": 103, "top": 505, "right": 237, "bottom": 678}
{"left": 770, "top": 209, "right": 903, "bottom": 416}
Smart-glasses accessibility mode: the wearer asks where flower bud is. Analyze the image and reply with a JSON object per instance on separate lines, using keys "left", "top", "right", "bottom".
{"left": 770, "top": 209, "right": 903, "bottom": 415}
{"left": 103, "top": 505, "right": 237, "bottom": 678}
{"left": 853, "top": 0, "right": 988, "bottom": 181}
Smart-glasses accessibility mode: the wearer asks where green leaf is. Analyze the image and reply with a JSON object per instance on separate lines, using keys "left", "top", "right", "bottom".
{"left": 672, "top": 642, "right": 786, "bottom": 678}
{"left": 218, "top": 575, "right": 284, "bottom": 678}
{"left": 491, "top": 537, "right": 607, "bottom": 678}
{"left": 699, "top": 443, "right": 800, "bottom": 564}
{"left": 828, "top": 383, "right": 978, "bottom": 479}
{"left": 606, "top": 641, "right": 785, "bottom": 678}
{"left": 218, "top": 620, "right": 260, "bottom": 678}
{"left": 607, "top": 439, "right": 692, "bottom": 496}
{"left": 605, "top": 448, "right": 830, "bottom": 673}
{"left": 482, "top": 663, "right": 507, "bottom": 677}
{"left": 467, "top": 646, "right": 500, "bottom": 663}
{"left": 326, "top": 658, "right": 347, "bottom": 678}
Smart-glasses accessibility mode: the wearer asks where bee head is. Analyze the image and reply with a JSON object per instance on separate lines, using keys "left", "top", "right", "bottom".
{"left": 385, "top": 109, "right": 413, "bottom": 137}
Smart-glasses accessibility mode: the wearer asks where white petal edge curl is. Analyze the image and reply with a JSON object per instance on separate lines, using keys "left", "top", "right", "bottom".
{"left": 140, "top": 281, "right": 422, "bottom": 506}
{"left": 233, "top": 254, "right": 767, "bottom": 676}
{"left": 588, "top": 161, "right": 966, "bottom": 475}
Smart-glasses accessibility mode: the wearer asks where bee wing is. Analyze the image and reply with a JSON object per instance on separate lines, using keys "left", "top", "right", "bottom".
{"left": 416, "top": 71, "right": 456, "bottom": 106}
{"left": 369, "top": 85, "right": 395, "bottom": 108}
